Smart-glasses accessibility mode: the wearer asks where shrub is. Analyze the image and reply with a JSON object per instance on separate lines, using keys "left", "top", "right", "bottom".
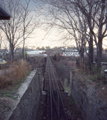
{"left": 0, "top": 59, "right": 31, "bottom": 89}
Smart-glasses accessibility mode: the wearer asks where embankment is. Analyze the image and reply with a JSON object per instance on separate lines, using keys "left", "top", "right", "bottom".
{"left": 71, "top": 72, "right": 107, "bottom": 120}
{"left": 7, "top": 70, "right": 41, "bottom": 120}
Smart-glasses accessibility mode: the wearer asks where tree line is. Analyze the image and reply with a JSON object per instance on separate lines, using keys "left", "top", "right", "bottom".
{"left": 42, "top": 0, "right": 107, "bottom": 71}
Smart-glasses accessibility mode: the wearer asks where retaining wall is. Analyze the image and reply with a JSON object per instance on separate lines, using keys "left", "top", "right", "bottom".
{"left": 71, "top": 72, "right": 107, "bottom": 120}
{"left": 8, "top": 70, "right": 41, "bottom": 120}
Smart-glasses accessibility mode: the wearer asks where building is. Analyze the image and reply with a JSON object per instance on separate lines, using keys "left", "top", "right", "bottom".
{"left": 62, "top": 50, "right": 79, "bottom": 57}
{"left": 0, "top": 5, "right": 11, "bottom": 20}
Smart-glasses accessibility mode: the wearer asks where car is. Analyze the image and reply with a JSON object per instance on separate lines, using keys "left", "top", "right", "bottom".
{"left": 0, "top": 59, "right": 7, "bottom": 64}
{"left": 0, "top": 59, "right": 7, "bottom": 68}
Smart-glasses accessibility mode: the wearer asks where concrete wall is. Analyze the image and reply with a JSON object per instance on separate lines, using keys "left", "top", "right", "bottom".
{"left": 8, "top": 70, "right": 41, "bottom": 120}
{"left": 71, "top": 72, "right": 107, "bottom": 120}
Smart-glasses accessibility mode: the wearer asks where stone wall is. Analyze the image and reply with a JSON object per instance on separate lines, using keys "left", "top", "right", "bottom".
{"left": 71, "top": 72, "right": 107, "bottom": 120}
{"left": 8, "top": 70, "right": 41, "bottom": 120}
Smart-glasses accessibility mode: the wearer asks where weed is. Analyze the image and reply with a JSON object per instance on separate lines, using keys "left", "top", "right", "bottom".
{"left": 89, "top": 76, "right": 96, "bottom": 81}
{"left": 3, "top": 105, "right": 11, "bottom": 111}
{"left": 89, "top": 66, "right": 98, "bottom": 75}
{"left": 76, "top": 111, "right": 81, "bottom": 115}
{"left": 70, "top": 96, "right": 75, "bottom": 104}
{"left": 11, "top": 95, "right": 18, "bottom": 100}
{"left": 0, "top": 92, "right": 11, "bottom": 97}
{"left": 97, "top": 82, "right": 100, "bottom": 87}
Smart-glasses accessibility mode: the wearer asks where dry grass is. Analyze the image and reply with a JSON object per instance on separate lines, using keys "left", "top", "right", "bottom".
{"left": 0, "top": 59, "right": 31, "bottom": 89}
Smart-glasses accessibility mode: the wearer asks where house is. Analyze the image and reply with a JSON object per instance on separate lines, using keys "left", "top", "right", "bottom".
{"left": 61, "top": 50, "right": 79, "bottom": 57}
{"left": 26, "top": 50, "right": 47, "bottom": 57}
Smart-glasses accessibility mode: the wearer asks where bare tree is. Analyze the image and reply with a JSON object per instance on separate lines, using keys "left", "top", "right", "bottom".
{"left": 73, "top": 0, "right": 107, "bottom": 70}
{"left": 39, "top": 0, "right": 89, "bottom": 65}
{"left": 21, "top": 0, "right": 36, "bottom": 59}
{"left": 0, "top": 33, "right": 3, "bottom": 49}
{"left": 96, "top": 0, "right": 107, "bottom": 69}
{"left": 0, "top": 0, "right": 23, "bottom": 61}
{"left": 0, "top": 0, "right": 38, "bottom": 60}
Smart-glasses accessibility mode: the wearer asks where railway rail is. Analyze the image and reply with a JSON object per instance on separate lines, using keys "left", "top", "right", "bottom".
{"left": 44, "top": 56, "right": 68, "bottom": 120}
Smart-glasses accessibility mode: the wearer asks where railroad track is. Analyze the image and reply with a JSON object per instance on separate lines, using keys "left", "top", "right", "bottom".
{"left": 44, "top": 56, "right": 68, "bottom": 120}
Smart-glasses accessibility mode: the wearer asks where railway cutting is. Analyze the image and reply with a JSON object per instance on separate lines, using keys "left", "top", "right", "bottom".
{"left": 43, "top": 56, "right": 68, "bottom": 120}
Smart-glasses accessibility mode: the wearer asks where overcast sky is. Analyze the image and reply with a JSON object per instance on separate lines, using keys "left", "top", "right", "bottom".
{"left": 1, "top": 0, "right": 107, "bottom": 50}
{"left": 25, "top": 0, "right": 75, "bottom": 49}
{"left": 0, "top": 0, "right": 76, "bottom": 49}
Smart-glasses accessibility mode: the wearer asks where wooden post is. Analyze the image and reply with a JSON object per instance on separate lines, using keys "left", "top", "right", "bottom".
{"left": 70, "top": 67, "right": 73, "bottom": 96}
{"left": 37, "top": 68, "right": 42, "bottom": 95}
